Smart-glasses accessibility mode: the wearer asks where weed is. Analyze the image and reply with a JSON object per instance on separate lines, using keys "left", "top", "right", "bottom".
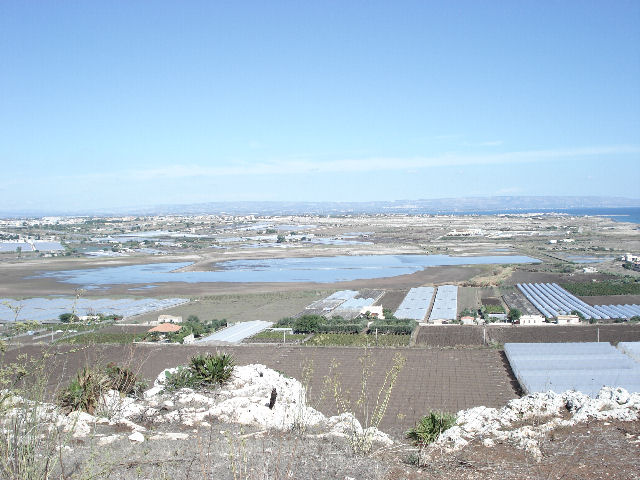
{"left": 323, "top": 349, "right": 406, "bottom": 455}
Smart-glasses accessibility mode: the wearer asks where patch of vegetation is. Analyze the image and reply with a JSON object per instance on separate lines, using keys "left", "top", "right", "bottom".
{"left": 482, "top": 304, "right": 505, "bottom": 314}
{"left": 561, "top": 280, "right": 640, "bottom": 296}
{"left": 56, "top": 332, "right": 144, "bottom": 344}
{"left": 367, "top": 318, "right": 416, "bottom": 335}
{"left": 305, "top": 333, "right": 410, "bottom": 347}
{"left": 405, "top": 411, "right": 457, "bottom": 445}
{"left": 276, "top": 314, "right": 367, "bottom": 334}
{"left": 164, "top": 353, "right": 234, "bottom": 391}
{"left": 247, "top": 331, "right": 308, "bottom": 340}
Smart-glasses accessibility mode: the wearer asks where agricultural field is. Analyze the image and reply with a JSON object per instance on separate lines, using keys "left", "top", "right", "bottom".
{"left": 561, "top": 280, "right": 640, "bottom": 296}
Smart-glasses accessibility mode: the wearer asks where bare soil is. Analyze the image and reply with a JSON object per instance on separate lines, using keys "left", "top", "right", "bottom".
{"left": 414, "top": 324, "right": 640, "bottom": 347}
{"left": 374, "top": 289, "right": 409, "bottom": 312}
{"left": 2, "top": 344, "right": 520, "bottom": 438}
{"left": 580, "top": 295, "right": 640, "bottom": 306}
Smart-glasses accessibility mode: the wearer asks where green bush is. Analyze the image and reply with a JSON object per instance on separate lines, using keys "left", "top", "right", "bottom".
{"left": 164, "top": 353, "right": 234, "bottom": 391}
{"left": 405, "top": 411, "right": 457, "bottom": 445}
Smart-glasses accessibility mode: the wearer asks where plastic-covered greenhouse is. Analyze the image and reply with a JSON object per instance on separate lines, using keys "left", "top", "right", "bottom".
{"left": 505, "top": 342, "right": 640, "bottom": 396}
{"left": 394, "top": 287, "right": 435, "bottom": 321}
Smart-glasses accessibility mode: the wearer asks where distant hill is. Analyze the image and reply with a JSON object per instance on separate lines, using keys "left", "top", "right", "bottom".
{"left": 3, "top": 196, "right": 640, "bottom": 218}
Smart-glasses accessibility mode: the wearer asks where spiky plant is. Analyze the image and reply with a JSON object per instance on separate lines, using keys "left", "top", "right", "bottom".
{"left": 189, "top": 353, "right": 234, "bottom": 385}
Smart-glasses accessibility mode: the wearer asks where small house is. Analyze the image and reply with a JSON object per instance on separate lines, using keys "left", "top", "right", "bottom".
{"left": 460, "top": 316, "right": 475, "bottom": 325}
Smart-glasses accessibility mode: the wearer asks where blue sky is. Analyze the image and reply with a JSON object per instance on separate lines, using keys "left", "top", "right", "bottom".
{"left": 1, "top": 1, "right": 639, "bottom": 212}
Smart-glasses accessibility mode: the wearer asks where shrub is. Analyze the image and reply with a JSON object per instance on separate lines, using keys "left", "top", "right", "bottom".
{"left": 405, "top": 411, "right": 457, "bottom": 445}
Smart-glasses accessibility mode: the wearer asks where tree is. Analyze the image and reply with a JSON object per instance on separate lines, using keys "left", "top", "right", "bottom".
{"left": 276, "top": 234, "right": 286, "bottom": 243}
{"left": 507, "top": 308, "right": 521, "bottom": 322}
{"left": 59, "top": 313, "right": 79, "bottom": 323}
{"left": 293, "top": 315, "right": 321, "bottom": 333}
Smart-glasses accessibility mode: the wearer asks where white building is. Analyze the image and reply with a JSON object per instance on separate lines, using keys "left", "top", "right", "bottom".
{"left": 556, "top": 314, "right": 580, "bottom": 325}
{"left": 623, "top": 253, "right": 640, "bottom": 263}
{"left": 519, "top": 314, "right": 546, "bottom": 325}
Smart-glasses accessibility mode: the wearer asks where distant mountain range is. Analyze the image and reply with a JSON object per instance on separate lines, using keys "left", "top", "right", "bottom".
{"left": 3, "top": 196, "right": 640, "bottom": 218}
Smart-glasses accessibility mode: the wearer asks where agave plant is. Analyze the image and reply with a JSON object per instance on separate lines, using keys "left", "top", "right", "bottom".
{"left": 189, "top": 353, "right": 234, "bottom": 385}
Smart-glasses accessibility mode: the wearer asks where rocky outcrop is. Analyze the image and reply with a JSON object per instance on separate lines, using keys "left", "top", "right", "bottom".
{"left": 423, "top": 387, "right": 640, "bottom": 461}
{"left": 1, "top": 364, "right": 393, "bottom": 448}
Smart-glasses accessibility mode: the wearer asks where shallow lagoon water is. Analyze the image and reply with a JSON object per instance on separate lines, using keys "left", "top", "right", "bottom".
{"left": 37, "top": 254, "right": 540, "bottom": 286}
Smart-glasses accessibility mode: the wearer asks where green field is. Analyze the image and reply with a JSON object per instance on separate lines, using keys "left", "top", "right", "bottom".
{"left": 305, "top": 333, "right": 411, "bottom": 347}
{"left": 561, "top": 280, "right": 640, "bottom": 296}
{"left": 247, "top": 331, "right": 308, "bottom": 341}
